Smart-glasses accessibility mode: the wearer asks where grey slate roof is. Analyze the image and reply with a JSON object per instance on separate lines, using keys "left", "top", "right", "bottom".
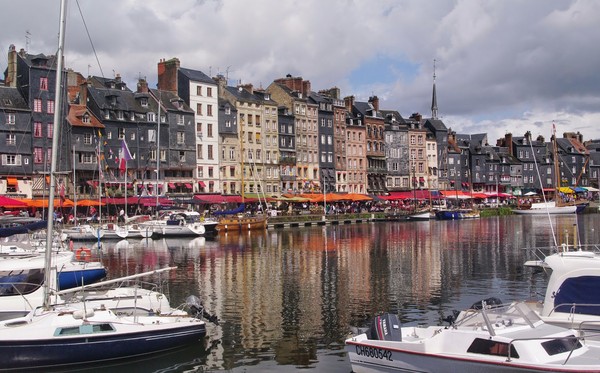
{"left": 178, "top": 67, "right": 215, "bottom": 85}
{"left": 0, "top": 86, "right": 29, "bottom": 111}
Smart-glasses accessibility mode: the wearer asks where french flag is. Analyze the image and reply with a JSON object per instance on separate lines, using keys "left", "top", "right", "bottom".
{"left": 119, "top": 139, "right": 133, "bottom": 174}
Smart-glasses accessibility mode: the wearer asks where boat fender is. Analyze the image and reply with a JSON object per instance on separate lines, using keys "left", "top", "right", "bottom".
{"left": 75, "top": 247, "right": 92, "bottom": 261}
{"left": 368, "top": 313, "right": 402, "bottom": 341}
{"left": 73, "top": 309, "right": 95, "bottom": 319}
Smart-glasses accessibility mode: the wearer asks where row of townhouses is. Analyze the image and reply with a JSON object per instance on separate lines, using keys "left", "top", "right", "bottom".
{"left": 1, "top": 44, "right": 599, "bottom": 200}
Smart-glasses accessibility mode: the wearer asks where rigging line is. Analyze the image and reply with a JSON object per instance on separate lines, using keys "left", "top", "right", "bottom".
{"left": 529, "top": 137, "right": 557, "bottom": 247}
{"left": 75, "top": 0, "right": 105, "bottom": 78}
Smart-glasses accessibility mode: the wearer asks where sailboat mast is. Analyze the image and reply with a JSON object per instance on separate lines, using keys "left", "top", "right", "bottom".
{"left": 44, "top": 0, "right": 68, "bottom": 309}
{"left": 155, "top": 92, "right": 161, "bottom": 218}
{"left": 552, "top": 124, "right": 562, "bottom": 204}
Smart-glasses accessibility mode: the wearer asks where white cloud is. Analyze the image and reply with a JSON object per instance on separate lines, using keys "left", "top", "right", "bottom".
{"left": 1, "top": 0, "right": 599, "bottom": 143}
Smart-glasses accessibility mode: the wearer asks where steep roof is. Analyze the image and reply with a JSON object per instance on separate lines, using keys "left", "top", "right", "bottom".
{"left": 67, "top": 104, "right": 104, "bottom": 129}
{"left": 0, "top": 86, "right": 29, "bottom": 111}
{"left": 178, "top": 67, "right": 215, "bottom": 85}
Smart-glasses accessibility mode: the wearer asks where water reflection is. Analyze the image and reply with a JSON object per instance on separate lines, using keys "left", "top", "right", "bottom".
{"left": 96, "top": 214, "right": 599, "bottom": 372}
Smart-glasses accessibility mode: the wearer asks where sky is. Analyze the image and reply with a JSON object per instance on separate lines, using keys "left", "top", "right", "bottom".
{"left": 1, "top": 0, "right": 600, "bottom": 145}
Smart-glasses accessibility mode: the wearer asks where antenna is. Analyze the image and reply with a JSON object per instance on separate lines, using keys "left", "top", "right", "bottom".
{"left": 25, "top": 30, "right": 31, "bottom": 52}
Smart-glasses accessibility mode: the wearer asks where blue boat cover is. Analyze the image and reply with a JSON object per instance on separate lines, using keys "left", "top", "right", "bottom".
{"left": 554, "top": 276, "right": 600, "bottom": 315}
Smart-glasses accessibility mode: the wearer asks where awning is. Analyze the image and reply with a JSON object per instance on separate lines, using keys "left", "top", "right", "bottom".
{"left": 168, "top": 183, "right": 176, "bottom": 189}
{"left": 198, "top": 181, "right": 206, "bottom": 188}
{"left": 7, "top": 177, "right": 18, "bottom": 186}
{"left": 185, "top": 183, "right": 193, "bottom": 189}
{"left": 86, "top": 180, "right": 98, "bottom": 187}
{"left": 419, "top": 177, "right": 425, "bottom": 182}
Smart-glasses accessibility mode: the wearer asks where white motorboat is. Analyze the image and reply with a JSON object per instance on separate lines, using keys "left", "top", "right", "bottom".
{"left": 524, "top": 244, "right": 600, "bottom": 335}
{"left": 513, "top": 201, "right": 580, "bottom": 215}
{"left": 141, "top": 211, "right": 217, "bottom": 237}
{"left": 61, "top": 224, "right": 105, "bottom": 241}
{"left": 101, "top": 223, "right": 155, "bottom": 239}
{"left": 346, "top": 302, "right": 600, "bottom": 372}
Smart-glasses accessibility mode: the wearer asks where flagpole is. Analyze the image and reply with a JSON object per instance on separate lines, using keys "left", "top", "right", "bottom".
{"left": 124, "top": 157, "right": 128, "bottom": 222}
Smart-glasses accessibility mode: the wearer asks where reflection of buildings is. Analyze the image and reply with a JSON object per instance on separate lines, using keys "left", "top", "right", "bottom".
{"left": 97, "top": 216, "right": 597, "bottom": 369}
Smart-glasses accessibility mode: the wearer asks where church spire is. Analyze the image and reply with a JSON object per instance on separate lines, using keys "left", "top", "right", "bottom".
{"left": 431, "top": 59, "right": 438, "bottom": 120}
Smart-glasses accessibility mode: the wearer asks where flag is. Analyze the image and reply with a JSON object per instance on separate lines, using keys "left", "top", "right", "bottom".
{"left": 120, "top": 139, "right": 133, "bottom": 174}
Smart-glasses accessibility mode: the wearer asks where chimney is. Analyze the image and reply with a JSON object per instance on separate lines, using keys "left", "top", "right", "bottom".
{"left": 344, "top": 95, "right": 355, "bottom": 111}
{"left": 239, "top": 83, "right": 253, "bottom": 94}
{"left": 302, "top": 80, "right": 311, "bottom": 96}
{"left": 505, "top": 133, "right": 513, "bottom": 156}
{"left": 369, "top": 95, "right": 379, "bottom": 111}
{"left": 5, "top": 45, "right": 17, "bottom": 87}
{"left": 137, "top": 78, "right": 149, "bottom": 93}
{"left": 213, "top": 74, "right": 227, "bottom": 97}
{"left": 157, "top": 57, "right": 180, "bottom": 92}
{"left": 79, "top": 79, "right": 90, "bottom": 106}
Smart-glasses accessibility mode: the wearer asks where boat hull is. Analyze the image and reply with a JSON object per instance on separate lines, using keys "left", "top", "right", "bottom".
{"left": 57, "top": 267, "right": 107, "bottom": 290}
{"left": 512, "top": 206, "right": 577, "bottom": 215}
{"left": 435, "top": 210, "right": 480, "bottom": 220}
{"left": 0, "top": 323, "right": 205, "bottom": 370}
{"left": 217, "top": 216, "right": 268, "bottom": 232}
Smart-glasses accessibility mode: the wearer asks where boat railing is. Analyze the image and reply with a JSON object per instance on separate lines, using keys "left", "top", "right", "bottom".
{"left": 548, "top": 303, "right": 600, "bottom": 318}
{"left": 455, "top": 302, "right": 539, "bottom": 336}
{"left": 523, "top": 243, "right": 600, "bottom": 263}
{"left": 506, "top": 335, "right": 583, "bottom": 364}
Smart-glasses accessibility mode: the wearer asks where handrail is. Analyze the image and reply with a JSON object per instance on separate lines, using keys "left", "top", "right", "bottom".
{"left": 506, "top": 335, "right": 582, "bottom": 364}
{"left": 548, "top": 303, "right": 600, "bottom": 317}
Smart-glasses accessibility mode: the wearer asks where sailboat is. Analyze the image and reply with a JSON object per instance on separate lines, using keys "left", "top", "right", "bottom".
{"left": 0, "top": 2, "right": 206, "bottom": 369}
{"left": 215, "top": 121, "right": 268, "bottom": 232}
{"left": 514, "top": 126, "right": 586, "bottom": 215}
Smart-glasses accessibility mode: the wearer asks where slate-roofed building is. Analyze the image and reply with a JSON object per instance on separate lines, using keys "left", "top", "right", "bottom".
{"left": 159, "top": 58, "right": 220, "bottom": 193}
{"left": 267, "top": 75, "right": 319, "bottom": 193}
{"left": 556, "top": 132, "right": 589, "bottom": 187}
{"left": 382, "top": 109, "right": 408, "bottom": 191}
{"left": 318, "top": 87, "right": 347, "bottom": 193}
{"left": 308, "top": 91, "right": 335, "bottom": 193}
{"left": 5, "top": 45, "right": 70, "bottom": 197}
{"left": 343, "top": 96, "right": 367, "bottom": 194}
{"left": 0, "top": 85, "right": 32, "bottom": 197}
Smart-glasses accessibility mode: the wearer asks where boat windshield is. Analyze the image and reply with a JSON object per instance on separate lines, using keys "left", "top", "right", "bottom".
{"left": 0, "top": 269, "right": 44, "bottom": 296}
{"left": 455, "top": 302, "right": 541, "bottom": 336}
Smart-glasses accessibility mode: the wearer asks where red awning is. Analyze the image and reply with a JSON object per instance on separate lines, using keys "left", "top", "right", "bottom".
{"left": 168, "top": 183, "right": 176, "bottom": 189}
{"left": 198, "top": 181, "right": 206, "bottom": 188}
{"left": 185, "top": 183, "right": 193, "bottom": 189}
{"left": 7, "top": 177, "right": 18, "bottom": 186}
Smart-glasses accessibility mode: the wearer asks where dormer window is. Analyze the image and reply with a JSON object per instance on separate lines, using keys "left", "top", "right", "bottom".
{"left": 225, "top": 106, "right": 231, "bottom": 115}
{"left": 140, "top": 97, "right": 148, "bottom": 107}
{"left": 117, "top": 111, "right": 124, "bottom": 120}
{"left": 82, "top": 114, "right": 90, "bottom": 124}
{"left": 147, "top": 112, "right": 156, "bottom": 122}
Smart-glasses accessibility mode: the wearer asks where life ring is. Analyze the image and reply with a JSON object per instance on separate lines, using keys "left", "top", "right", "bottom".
{"left": 75, "top": 247, "right": 92, "bottom": 261}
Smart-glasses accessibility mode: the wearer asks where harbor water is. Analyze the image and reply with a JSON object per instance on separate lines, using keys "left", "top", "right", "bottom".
{"left": 72, "top": 214, "right": 598, "bottom": 372}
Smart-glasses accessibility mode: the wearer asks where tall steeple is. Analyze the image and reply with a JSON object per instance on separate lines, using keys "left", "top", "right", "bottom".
{"left": 431, "top": 59, "right": 438, "bottom": 120}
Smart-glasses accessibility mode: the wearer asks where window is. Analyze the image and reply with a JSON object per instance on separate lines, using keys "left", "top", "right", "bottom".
{"left": 225, "top": 106, "right": 231, "bottom": 115}
{"left": 208, "top": 167, "right": 214, "bottom": 177}
{"left": 179, "top": 151, "right": 185, "bottom": 162}
{"left": 196, "top": 86, "right": 202, "bottom": 96}
{"left": 34, "top": 148, "right": 44, "bottom": 163}
{"left": 6, "top": 134, "right": 16, "bottom": 145}
{"left": 208, "top": 145, "right": 213, "bottom": 160}
{"left": 82, "top": 114, "right": 90, "bottom": 124}
{"left": 34, "top": 122, "right": 43, "bottom": 137}
{"left": 40, "top": 77, "right": 48, "bottom": 90}
{"left": 84, "top": 133, "right": 92, "bottom": 145}
{"left": 34, "top": 99, "right": 42, "bottom": 113}
{"left": 196, "top": 103, "right": 202, "bottom": 115}
{"left": 47, "top": 123, "right": 53, "bottom": 138}
{"left": 177, "top": 114, "right": 184, "bottom": 125}
{"left": 47, "top": 100, "right": 55, "bottom": 114}
{"left": 197, "top": 144, "right": 203, "bottom": 159}
{"left": 206, "top": 87, "right": 212, "bottom": 97}
{"left": 118, "top": 128, "right": 125, "bottom": 139}
{"left": 207, "top": 105, "right": 213, "bottom": 116}
{"left": 225, "top": 120, "right": 231, "bottom": 128}
{"left": 177, "top": 131, "right": 185, "bottom": 144}
{"left": 147, "top": 112, "right": 156, "bottom": 122}
{"left": 207, "top": 123, "right": 213, "bottom": 137}
{"left": 6, "top": 113, "right": 15, "bottom": 125}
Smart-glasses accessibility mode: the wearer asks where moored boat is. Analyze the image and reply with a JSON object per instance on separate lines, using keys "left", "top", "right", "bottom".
{"left": 346, "top": 301, "right": 600, "bottom": 372}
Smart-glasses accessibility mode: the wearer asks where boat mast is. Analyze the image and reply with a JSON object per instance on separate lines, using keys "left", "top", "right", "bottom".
{"left": 44, "top": 0, "right": 67, "bottom": 309}
{"left": 552, "top": 124, "right": 562, "bottom": 206}
{"left": 155, "top": 92, "right": 161, "bottom": 218}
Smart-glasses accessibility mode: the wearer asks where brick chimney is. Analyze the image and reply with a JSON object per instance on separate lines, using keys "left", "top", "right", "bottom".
{"left": 505, "top": 133, "right": 513, "bottom": 156}
{"left": 344, "top": 95, "right": 355, "bottom": 111}
{"left": 5, "top": 45, "right": 17, "bottom": 87}
{"left": 239, "top": 83, "right": 253, "bottom": 94}
{"left": 137, "top": 78, "right": 149, "bottom": 93}
{"left": 302, "top": 80, "right": 311, "bottom": 96}
{"left": 369, "top": 95, "right": 379, "bottom": 111}
{"left": 157, "top": 57, "right": 180, "bottom": 92}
